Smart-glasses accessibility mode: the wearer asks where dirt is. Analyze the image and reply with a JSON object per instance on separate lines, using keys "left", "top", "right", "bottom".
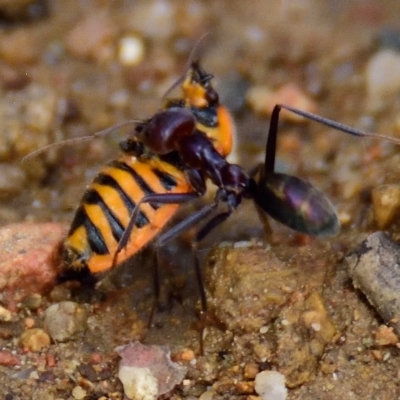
{"left": 2, "top": 1, "right": 400, "bottom": 399}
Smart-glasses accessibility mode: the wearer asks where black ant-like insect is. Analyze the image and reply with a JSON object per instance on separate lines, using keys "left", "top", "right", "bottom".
{"left": 105, "top": 101, "right": 400, "bottom": 353}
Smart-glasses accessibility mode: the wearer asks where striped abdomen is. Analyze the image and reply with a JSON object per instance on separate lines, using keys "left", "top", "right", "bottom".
{"left": 62, "top": 153, "right": 194, "bottom": 273}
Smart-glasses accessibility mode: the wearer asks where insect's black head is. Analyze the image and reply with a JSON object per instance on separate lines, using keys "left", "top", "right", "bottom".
{"left": 182, "top": 61, "right": 219, "bottom": 108}
{"left": 217, "top": 164, "right": 251, "bottom": 210}
{"left": 220, "top": 164, "right": 249, "bottom": 192}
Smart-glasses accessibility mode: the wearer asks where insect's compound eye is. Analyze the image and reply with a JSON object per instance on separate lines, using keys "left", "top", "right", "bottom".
{"left": 140, "top": 108, "right": 196, "bottom": 154}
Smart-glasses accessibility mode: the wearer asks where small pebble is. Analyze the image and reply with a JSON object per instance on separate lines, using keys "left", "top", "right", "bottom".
{"left": 374, "top": 325, "right": 399, "bottom": 346}
{"left": 24, "top": 318, "right": 35, "bottom": 329}
{"left": 259, "top": 326, "right": 269, "bottom": 334}
{"left": 0, "top": 351, "right": 20, "bottom": 366}
{"left": 347, "top": 232, "right": 400, "bottom": 336}
{"left": 0, "top": 305, "right": 12, "bottom": 321}
{"left": 118, "top": 365, "right": 158, "bottom": 400}
{"left": 365, "top": 49, "right": 400, "bottom": 111}
{"left": 246, "top": 83, "right": 317, "bottom": 122}
{"left": 371, "top": 349, "right": 382, "bottom": 361}
{"left": 89, "top": 353, "right": 102, "bottom": 364}
{"left": 72, "top": 385, "right": 87, "bottom": 400}
{"left": 20, "top": 328, "right": 50, "bottom": 352}
{"left": 44, "top": 302, "right": 87, "bottom": 342}
{"left": 29, "top": 370, "right": 39, "bottom": 380}
{"left": 244, "top": 362, "right": 259, "bottom": 380}
{"left": 21, "top": 293, "right": 43, "bottom": 310}
{"left": 46, "top": 354, "right": 56, "bottom": 367}
{"left": 254, "top": 370, "right": 287, "bottom": 400}
{"left": 118, "top": 35, "right": 145, "bottom": 66}
{"left": 371, "top": 184, "right": 400, "bottom": 229}
{"left": 199, "top": 391, "right": 215, "bottom": 400}
{"left": 175, "top": 349, "right": 195, "bottom": 362}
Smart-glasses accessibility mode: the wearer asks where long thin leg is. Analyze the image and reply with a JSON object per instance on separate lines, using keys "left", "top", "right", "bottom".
{"left": 156, "top": 208, "right": 230, "bottom": 312}
{"left": 156, "top": 201, "right": 219, "bottom": 247}
{"left": 279, "top": 104, "right": 400, "bottom": 144}
{"left": 192, "top": 211, "right": 232, "bottom": 309}
{"left": 147, "top": 201, "right": 219, "bottom": 330}
{"left": 112, "top": 192, "right": 200, "bottom": 268}
{"left": 112, "top": 190, "right": 216, "bottom": 340}
{"left": 123, "top": 193, "right": 234, "bottom": 354}
{"left": 264, "top": 103, "right": 400, "bottom": 177}
{"left": 192, "top": 210, "right": 233, "bottom": 355}
{"left": 264, "top": 105, "right": 281, "bottom": 174}
{"left": 147, "top": 249, "right": 160, "bottom": 329}
{"left": 157, "top": 206, "right": 233, "bottom": 355}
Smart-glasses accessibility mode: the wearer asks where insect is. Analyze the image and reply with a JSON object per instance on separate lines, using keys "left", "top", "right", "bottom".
{"left": 57, "top": 61, "right": 236, "bottom": 284}
{"left": 29, "top": 60, "right": 400, "bottom": 354}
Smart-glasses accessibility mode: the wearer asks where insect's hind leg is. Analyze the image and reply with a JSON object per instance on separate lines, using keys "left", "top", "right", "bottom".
{"left": 112, "top": 191, "right": 211, "bottom": 331}
{"left": 156, "top": 205, "right": 233, "bottom": 355}
{"left": 149, "top": 201, "right": 219, "bottom": 328}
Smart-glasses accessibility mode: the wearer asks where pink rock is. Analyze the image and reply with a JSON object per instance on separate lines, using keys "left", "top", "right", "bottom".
{"left": 116, "top": 342, "right": 187, "bottom": 398}
{"left": 0, "top": 222, "right": 67, "bottom": 310}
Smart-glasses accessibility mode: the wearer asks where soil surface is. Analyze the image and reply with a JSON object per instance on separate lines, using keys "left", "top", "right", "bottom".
{"left": 2, "top": 1, "right": 400, "bottom": 399}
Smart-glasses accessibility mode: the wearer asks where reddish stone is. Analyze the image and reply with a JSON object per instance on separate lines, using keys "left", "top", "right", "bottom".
{"left": 0, "top": 222, "right": 67, "bottom": 310}
{"left": 0, "top": 351, "right": 20, "bottom": 366}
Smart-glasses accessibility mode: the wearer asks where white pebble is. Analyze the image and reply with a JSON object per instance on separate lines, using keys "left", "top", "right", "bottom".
{"left": 119, "top": 36, "right": 145, "bottom": 66}
{"left": 311, "top": 322, "right": 321, "bottom": 331}
{"left": 255, "top": 370, "right": 287, "bottom": 400}
{"left": 259, "top": 326, "right": 269, "bottom": 334}
{"left": 119, "top": 366, "right": 158, "bottom": 400}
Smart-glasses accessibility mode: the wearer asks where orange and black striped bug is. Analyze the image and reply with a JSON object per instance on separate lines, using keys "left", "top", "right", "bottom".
{"left": 58, "top": 61, "right": 236, "bottom": 283}
{"left": 25, "top": 60, "right": 400, "bottom": 354}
